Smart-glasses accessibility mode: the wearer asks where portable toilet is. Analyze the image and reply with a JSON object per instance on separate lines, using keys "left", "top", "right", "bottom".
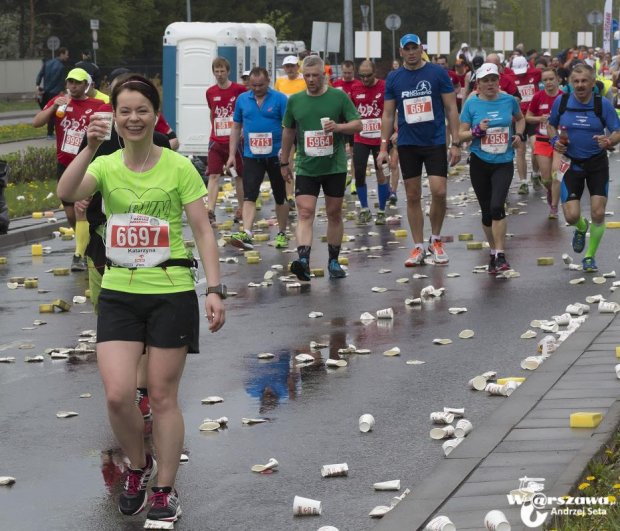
{"left": 239, "top": 23, "right": 261, "bottom": 72}
{"left": 162, "top": 22, "right": 246, "bottom": 155}
{"left": 254, "top": 23, "right": 276, "bottom": 81}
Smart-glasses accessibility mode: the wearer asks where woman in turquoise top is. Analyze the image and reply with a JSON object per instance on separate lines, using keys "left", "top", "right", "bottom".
{"left": 459, "top": 63, "right": 526, "bottom": 274}
{"left": 58, "top": 75, "right": 225, "bottom": 525}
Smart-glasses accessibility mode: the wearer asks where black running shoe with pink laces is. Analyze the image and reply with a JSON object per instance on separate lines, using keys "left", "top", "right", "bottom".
{"left": 118, "top": 454, "right": 157, "bottom": 515}
{"left": 147, "top": 486, "right": 182, "bottom": 523}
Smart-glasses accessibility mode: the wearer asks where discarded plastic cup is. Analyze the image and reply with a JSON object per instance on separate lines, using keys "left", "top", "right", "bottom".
{"left": 373, "top": 479, "right": 401, "bottom": 491}
{"left": 430, "top": 412, "right": 454, "bottom": 424}
{"left": 359, "top": 414, "right": 375, "bottom": 432}
{"left": 484, "top": 509, "right": 511, "bottom": 530}
{"left": 293, "top": 495, "right": 322, "bottom": 516}
{"left": 468, "top": 375, "right": 489, "bottom": 391}
{"left": 429, "top": 425, "right": 455, "bottom": 440}
{"left": 320, "top": 463, "right": 348, "bottom": 477}
{"left": 320, "top": 117, "right": 330, "bottom": 130}
{"left": 425, "top": 515, "right": 456, "bottom": 531}
{"left": 454, "top": 419, "right": 473, "bottom": 438}
{"left": 376, "top": 307, "right": 394, "bottom": 319}
{"left": 441, "top": 438, "right": 463, "bottom": 456}
{"left": 521, "top": 356, "right": 545, "bottom": 370}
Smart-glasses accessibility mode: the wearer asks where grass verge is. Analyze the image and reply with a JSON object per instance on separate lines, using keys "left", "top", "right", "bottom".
{"left": 0, "top": 100, "right": 39, "bottom": 113}
{"left": 547, "top": 428, "right": 620, "bottom": 530}
{"left": 4, "top": 179, "right": 60, "bottom": 218}
{"left": 0, "top": 123, "right": 47, "bottom": 143}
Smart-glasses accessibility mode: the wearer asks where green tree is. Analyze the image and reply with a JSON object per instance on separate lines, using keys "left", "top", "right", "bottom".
{"left": 259, "top": 9, "right": 292, "bottom": 40}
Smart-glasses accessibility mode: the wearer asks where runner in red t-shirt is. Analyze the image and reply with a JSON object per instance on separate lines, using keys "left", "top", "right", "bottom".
{"left": 508, "top": 56, "right": 543, "bottom": 194}
{"left": 332, "top": 59, "right": 360, "bottom": 191}
{"left": 205, "top": 56, "right": 246, "bottom": 225}
{"left": 33, "top": 67, "right": 105, "bottom": 271}
{"left": 526, "top": 67, "right": 563, "bottom": 219}
{"left": 154, "top": 113, "right": 179, "bottom": 151}
{"left": 350, "top": 60, "right": 390, "bottom": 225}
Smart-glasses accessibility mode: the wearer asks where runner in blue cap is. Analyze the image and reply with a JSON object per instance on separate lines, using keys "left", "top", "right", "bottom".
{"left": 377, "top": 33, "right": 461, "bottom": 268}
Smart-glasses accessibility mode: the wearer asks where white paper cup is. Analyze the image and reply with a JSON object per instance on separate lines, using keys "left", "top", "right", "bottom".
{"left": 430, "top": 425, "right": 455, "bottom": 440}
{"left": 615, "top": 363, "right": 620, "bottom": 379}
{"left": 468, "top": 375, "right": 489, "bottom": 391}
{"left": 229, "top": 166, "right": 239, "bottom": 179}
{"left": 359, "top": 413, "right": 375, "bottom": 432}
{"left": 599, "top": 301, "right": 619, "bottom": 313}
{"left": 373, "top": 479, "right": 401, "bottom": 491}
{"left": 503, "top": 381, "right": 520, "bottom": 396}
{"left": 454, "top": 419, "right": 473, "bottom": 438}
{"left": 376, "top": 307, "right": 394, "bottom": 319}
{"left": 320, "top": 463, "right": 348, "bottom": 477}
{"left": 553, "top": 313, "right": 571, "bottom": 326}
{"left": 320, "top": 117, "right": 330, "bottom": 130}
{"left": 443, "top": 407, "right": 465, "bottom": 417}
{"left": 575, "top": 302, "right": 590, "bottom": 313}
{"left": 521, "top": 356, "right": 545, "bottom": 370}
{"left": 430, "top": 412, "right": 455, "bottom": 424}
{"left": 441, "top": 438, "right": 463, "bottom": 456}
{"left": 293, "top": 495, "right": 322, "bottom": 516}
{"left": 562, "top": 253, "right": 573, "bottom": 265}
{"left": 485, "top": 382, "right": 505, "bottom": 396}
{"left": 381, "top": 162, "right": 391, "bottom": 177}
{"left": 92, "top": 111, "right": 113, "bottom": 140}
{"left": 566, "top": 304, "right": 583, "bottom": 316}
{"left": 484, "top": 509, "right": 511, "bottom": 530}
{"left": 425, "top": 515, "right": 456, "bottom": 531}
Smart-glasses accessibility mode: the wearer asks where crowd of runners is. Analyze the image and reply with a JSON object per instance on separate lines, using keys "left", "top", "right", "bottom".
{"left": 28, "top": 32, "right": 620, "bottom": 527}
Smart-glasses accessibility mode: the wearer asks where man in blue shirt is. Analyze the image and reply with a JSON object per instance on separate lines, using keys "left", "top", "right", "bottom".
{"left": 35, "top": 47, "right": 70, "bottom": 137}
{"left": 377, "top": 33, "right": 462, "bottom": 268}
{"left": 548, "top": 63, "right": 620, "bottom": 272}
{"left": 226, "top": 67, "right": 290, "bottom": 250}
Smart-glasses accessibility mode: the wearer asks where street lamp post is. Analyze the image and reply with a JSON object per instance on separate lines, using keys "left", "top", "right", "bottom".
{"left": 361, "top": 4, "right": 369, "bottom": 31}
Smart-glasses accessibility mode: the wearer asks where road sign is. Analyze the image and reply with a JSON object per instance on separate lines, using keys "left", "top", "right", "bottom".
{"left": 426, "top": 32, "right": 450, "bottom": 55}
{"left": 92, "top": 42, "right": 99, "bottom": 50}
{"left": 355, "top": 31, "right": 381, "bottom": 59}
{"left": 385, "top": 14, "right": 401, "bottom": 31}
{"left": 541, "top": 31, "right": 559, "bottom": 50}
{"left": 587, "top": 10, "right": 603, "bottom": 26}
{"left": 46, "top": 36, "right": 60, "bottom": 51}
{"left": 311, "top": 21, "right": 341, "bottom": 54}
{"left": 91, "top": 30, "right": 98, "bottom": 43}
{"left": 577, "top": 32, "right": 593, "bottom": 47}
{"left": 494, "top": 31, "right": 514, "bottom": 52}
{"left": 90, "top": 19, "right": 99, "bottom": 30}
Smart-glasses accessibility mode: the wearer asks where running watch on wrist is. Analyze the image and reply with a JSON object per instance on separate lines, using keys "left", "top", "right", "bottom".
{"left": 207, "top": 284, "right": 228, "bottom": 299}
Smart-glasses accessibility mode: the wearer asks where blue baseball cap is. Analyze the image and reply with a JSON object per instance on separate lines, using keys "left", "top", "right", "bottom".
{"left": 399, "top": 34, "right": 422, "bottom": 48}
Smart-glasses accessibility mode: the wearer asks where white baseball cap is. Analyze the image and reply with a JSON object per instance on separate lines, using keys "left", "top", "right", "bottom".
{"left": 512, "top": 56, "right": 528, "bottom": 75}
{"left": 282, "top": 55, "right": 299, "bottom": 66}
{"left": 476, "top": 63, "right": 500, "bottom": 79}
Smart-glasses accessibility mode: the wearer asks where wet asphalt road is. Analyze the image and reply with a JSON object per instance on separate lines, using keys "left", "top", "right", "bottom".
{"left": 1, "top": 154, "right": 620, "bottom": 531}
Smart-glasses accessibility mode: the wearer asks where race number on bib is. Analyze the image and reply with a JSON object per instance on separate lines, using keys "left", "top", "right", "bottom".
{"left": 360, "top": 118, "right": 382, "bottom": 139}
{"left": 519, "top": 84, "right": 535, "bottom": 103}
{"left": 214, "top": 116, "right": 233, "bottom": 137}
{"left": 249, "top": 132, "right": 273, "bottom": 155}
{"left": 481, "top": 127, "right": 510, "bottom": 154}
{"left": 403, "top": 96, "right": 434, "bottom": 124}
{"left": 106, "top": 213, "right": 171, "bottom": 268}
{"left": 61, "top": 129, "right": 85, "bottom": 155}
{"left": 304, "top": 130, "right": 334, "bottom": 157}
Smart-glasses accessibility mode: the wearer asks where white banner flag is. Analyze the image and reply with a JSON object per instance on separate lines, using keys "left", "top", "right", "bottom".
{"left": 604, "top": 0, "right": 612, "bottom": 53}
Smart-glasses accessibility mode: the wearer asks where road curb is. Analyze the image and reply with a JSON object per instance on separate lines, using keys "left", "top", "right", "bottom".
{"left": 0, "top": 216, "right": 67, "bottom": 251}
{"left": 374, "top": 299, "right": 620, "bottom": 531}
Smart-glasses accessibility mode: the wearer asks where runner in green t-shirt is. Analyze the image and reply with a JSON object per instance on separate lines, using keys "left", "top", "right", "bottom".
{"left": 281, "top": 55, "right": 362, "bottom": 280}
{"left": 57, "top": 75, "right": 225, "bottom": 527}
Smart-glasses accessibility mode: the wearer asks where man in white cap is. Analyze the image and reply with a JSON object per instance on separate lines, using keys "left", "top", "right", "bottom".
{"left": 508, "top": 55, "right": 542, "bottom": 194}
{"left": 275, "top": 55, "right": 306, "bottom": 96}
{"left": 240, "top": 70, "right": 251, "bottom": 89}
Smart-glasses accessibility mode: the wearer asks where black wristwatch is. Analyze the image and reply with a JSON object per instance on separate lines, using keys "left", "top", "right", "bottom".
{"left": 207, "top": 283, "right": 228, "bottom": 299}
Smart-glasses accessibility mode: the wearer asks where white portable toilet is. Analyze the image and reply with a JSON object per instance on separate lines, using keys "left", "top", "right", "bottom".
{"left": 162, "top": 22, "right": 246, "bottom": 155}
{"left": 254, "top": 23, "right": 276, "bottom": 81}
{"left": 239, "top": 23, "right": 261, "bottom": 72}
